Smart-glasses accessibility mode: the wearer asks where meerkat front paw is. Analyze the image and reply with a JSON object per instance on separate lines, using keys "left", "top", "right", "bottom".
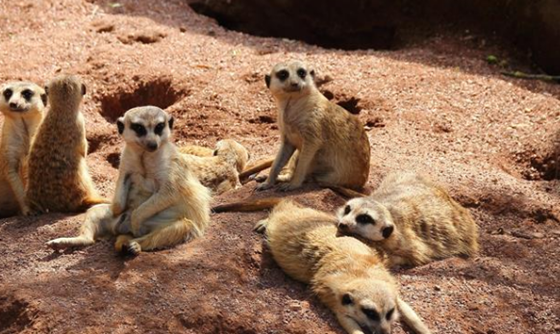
{"left": 278, "top": 182, "right": 301, "bottom": 192}
{"left": 20, "top": 205, "right": 31, "bottom": 216}
{"left": 253, "top": 219, "right": 269, "bottom": 233}
{"left": 256, "top": 182, "right": 274, "bottom": 191}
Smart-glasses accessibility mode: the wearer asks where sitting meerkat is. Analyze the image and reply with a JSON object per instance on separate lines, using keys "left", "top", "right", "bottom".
{"left": 337, "top": 172, "right": 479, "bottom": 267}
{"left": 47, "top": 106, "right": 212, "bottom": 256}
{"left": 180, "top": 139, "right": 250, "bottom": 195}
{"left": 26, "top": 75, "right": 107, "bottom": 214}
{"left": 0, "top": 81, "right": 47, "bottom": 217}
{"left": 257, "top": 60, "right": 371, "bottom": 192}
{"left": 255, "top": 200, "right": 431, "bottom": 334}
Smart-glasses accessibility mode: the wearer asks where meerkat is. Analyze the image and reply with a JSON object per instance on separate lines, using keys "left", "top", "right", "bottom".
{"left": 255, "top": 200, "right": 431, "bottom": 334}
{"left": 183, "top": 139, "right": 250, "bottom": 195}
{"left": 256, "top": 60, "right": 370, "bottom": 192}
{"left": 47, "top": 106, "right": 212, "bottom": 256}
{"left": 0, "top": 81, "right": 47, "bottom": 217}
{"left": 337, "top": 172, "right": 479, "bottom": 267}
{"left": 179, "top": 144, "right": 214, "bottom": 157}
{"left": 25, "top": 75, "right": 107, "bottom": 214}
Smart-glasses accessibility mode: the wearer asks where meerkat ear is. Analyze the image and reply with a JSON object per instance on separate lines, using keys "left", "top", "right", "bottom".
{"left": 265, "top": 74, "right": 271, "bottom": 88}
{"left": 117, "top": 117, "right": 125, "bottom": 135}
{"left": 41, "top": 92, "right": 48, "bottom": 107}
{"left": 310, "top": 69, "right": 316, "bottom": 79}
{"left": 213, "top": 150, "right": 218, "bottom": 156}
{"left": 81, "top": 84, "right": 87, "bottom": 96}
{"left": 168, "top": 116, "right": 174, "bottom": 130}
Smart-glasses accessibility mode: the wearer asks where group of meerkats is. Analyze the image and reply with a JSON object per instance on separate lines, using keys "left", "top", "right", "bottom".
{"left": 0, "top": 60, "right": 480, "bottom": 334}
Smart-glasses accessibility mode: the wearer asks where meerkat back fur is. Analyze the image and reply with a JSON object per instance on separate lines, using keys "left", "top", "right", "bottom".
{"left": 179, "top": 144, "right": 214, "bottom": 157}
{"left": 257, "top": 60, "right": 370, "bottom": 192}
{"left": 256, "top": 200, "right": 431, "bottom": 334}
{"left": 25, "top": 75, "right": 107, "bottom": 214}
{"left": 48, "top": 106, "right": 212, "bottom": 255}
{"left": 0, "top": 81, "right": 47, "bottom": 217}
{"left": 181, "top": 139, "right": 250, "bottom": 195}
{"left": 337, "top": 172, "right": 479, "bottom": 267}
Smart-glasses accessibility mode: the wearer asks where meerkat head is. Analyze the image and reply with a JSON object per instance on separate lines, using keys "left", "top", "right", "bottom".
{"left": 0, "top": 81, "right": 47, "bottom": 118}
{"left": 265, "top": 60, "right": 316, "bottom": 98}
{"left": 117, "top": 106, "right": 174, "bottom": 153}
{"left": 327, "top": 276, "right": 399, "bottom": 334}
{"left": 213, "top": 139, "right": 250, "bottom": 172}
{"left": 337, "top": 198, "right": 395, "bottom": 242}
{"left": 46, "top": 75, "right": 86, "bottom": 109}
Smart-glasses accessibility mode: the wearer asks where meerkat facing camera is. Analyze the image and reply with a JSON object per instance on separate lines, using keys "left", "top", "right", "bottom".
{"left": 26, "top": 75, "right": 107, "bottom": 214}
{"left": 48, "top": 106, "right": 212, "bottom": 256}
{"left": 255, "top": 200, "right": 431, "bottom": 334}
{"left": 337, "top": 172, "right": 479, "bottom": 267}
{"left": 256, "top": 60, "right": 370, "bottom": 192}
{"left": 0, "top": 81, "right": 47, "bottom": 217}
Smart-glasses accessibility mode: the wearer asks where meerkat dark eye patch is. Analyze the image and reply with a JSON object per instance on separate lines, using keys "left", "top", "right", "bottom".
{"left": 154, "top": 122, "right": 166, "bottom": 135}
{"left": 81, "top": 84, "right": 87, "bottom": 96}
{"left": 297, "top": 68, "right": 307, "bottom": 79}
{"left": 386, "top": 308, "right": 395, "bottom": 320}
{"left": 21, "top": 89, "right": 34, "bottom": 101}
{"left": 276, "top": 69, "right": 289, "bottom": 81}
{"left": 131, "top": 123, "right": 147, "bottom": 137}
{"left": 341, "top": 293, "right": 354, "bottom": 306}
{"left": 213, "top": 150, "right": 218, "bottom": 156}
{"left": 3, "top": 88, "right": 13, "bottom": 100}
{"left": 356, "top": 214, "right": 375, "bottom": 225}
{"left": 362, "top": 308, "right": 380, "bottom": 322}
{"left": 344, "top": 205, "right": 351, "bottom": 215}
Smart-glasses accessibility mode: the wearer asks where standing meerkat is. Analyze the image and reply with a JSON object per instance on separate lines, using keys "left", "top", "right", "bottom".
{"left": 255, "top": 200, "right": 431, "bottom": 334}
{"left": 0, "top": 82, "right": 47, "bottom": 217}
{"left": 48, "top": 106, "right": 212, "bottom": 256}
{"left": 25, "top": 75, "right": 107, "bottom": 214}
{"left": 256, "top": 60, "right": 371, "bottom": 192}
{"left": 181, "top": 139, "right": 250, "bottom": 195}
{"left": 337, "top": 172, "right": 479, "bottom": 267}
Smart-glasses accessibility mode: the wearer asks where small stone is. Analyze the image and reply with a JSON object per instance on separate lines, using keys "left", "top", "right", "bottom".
{"left": 434, "top": 285, "right": 441, "bottom": 291}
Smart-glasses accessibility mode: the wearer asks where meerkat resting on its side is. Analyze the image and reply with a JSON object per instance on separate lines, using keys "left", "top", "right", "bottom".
{"left": 47, "top": 106, "right": 211, "bottom": 255}
{"left": 180, "top": 139, "right": 250, "bottom": 195}
{"left": 255, "top": 200, "right": 431, "bottom": 334}
{"left": 337, "top": 172, "right": 479, "bottom": 267}
{"left": 256, "top": 60, "right": 371, "bottom": 192}
{"left": 26, "top": 75, "right": 107, "bottom": 214}
{"left": 0, "top": 82, "right": 47, "bottom": 217}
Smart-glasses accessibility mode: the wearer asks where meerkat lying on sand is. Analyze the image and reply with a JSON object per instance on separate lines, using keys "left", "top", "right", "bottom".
{"left": 0, "top": 81, "right": 46, "bottom": 217}
{"left": 47, "top": 106, "right": 211, "bottom": 255}
{"left": 337, "top": 172, "right": 479, "bottom": 267}
{"left": 255, "top": 200, "right": 431, "bottom": 334}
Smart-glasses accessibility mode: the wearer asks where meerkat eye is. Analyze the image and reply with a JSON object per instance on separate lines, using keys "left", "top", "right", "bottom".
{"left": 356, "top": 214, "right": 374, "bottom": 225}
{"left": 154, "top": 122, "right": 166, "bottom": 135}
{"left": 386, "top": 308, "right": 395, "bottom": 320}
{"left": 341, "top": 293, "right": 353, "bottom": 306}
{"left": 131, "top": 123, "right": 147, "bottom": 136}
{"left": 297, "top": 68, "right": 307, "bottom": 79}
{"left": 3, "top": 88, "right": 13, "bottom": 100}
{"left": 362, "top": 308, "right": 380, "bottom": 321}
{"left": 344, "top": 205, "right": 351, "bottom": 215}
{"left": 276, "top": 69, "right": 289, "bottom": 81}
{"left": 21, "top": 89, "right": 34, "bottom": 100}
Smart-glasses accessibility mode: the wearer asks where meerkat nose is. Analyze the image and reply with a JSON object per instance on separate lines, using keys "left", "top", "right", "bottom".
{"left": 146, "top": 142, "right": 158, "bottom": 151}
{"left": 382, "top": 226, "right": 394, "bottom": 239}
{"left": 9, "top": 102, "right": 19, "bottom": 109}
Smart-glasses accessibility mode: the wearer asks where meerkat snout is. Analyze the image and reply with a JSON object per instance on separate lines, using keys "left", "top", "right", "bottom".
{"left": 382, "top": 225, "right": 394, "bottom": 239}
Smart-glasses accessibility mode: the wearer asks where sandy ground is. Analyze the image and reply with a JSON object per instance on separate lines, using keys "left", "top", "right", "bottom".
{"left": 0, "top": 0, "right": 559, "bottom": 333}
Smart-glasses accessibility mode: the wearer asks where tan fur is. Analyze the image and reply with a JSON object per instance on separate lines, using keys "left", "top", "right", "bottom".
{"left": 179, "top": 144, "right": 214, "bottom": 157}
{"left": 337, "top": 172, "right": 479, "bottom": 267}
{"left": 256, "top": 200, "right": 431, "bottom": 334}
{"left": 26, "top": 75, "right": 107, "bottom": 214}
{"left": 47, "top": 106, "right": 211, "bottom": 255}
{"left": 181, "top": 139, "right": 250, "bottom": 195}
{"left": 0, "top": 82, "right": 46, "bottom": 217}
{"left": 257, "top": 60, "right": 370, "bottom": 192}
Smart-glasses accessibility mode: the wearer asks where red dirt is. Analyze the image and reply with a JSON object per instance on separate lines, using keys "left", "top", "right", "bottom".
{"left": 0, "top": 0, "right": 559, "bottom": 333}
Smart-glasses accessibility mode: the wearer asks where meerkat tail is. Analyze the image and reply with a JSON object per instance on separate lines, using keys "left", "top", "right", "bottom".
{"left": 397, "top": 298, "right": 432, "bottom": 334}
{"left": 79, "top": 196, "right": 111, "bottom": 211}
{"left": 238, "top": 158, "right": 274, "bottom": 181}
{"left": 212, "top": 197, "right": 282, "bottom": 213}
{"left": 326, "top": 185, "right": 367, "bottom": 199}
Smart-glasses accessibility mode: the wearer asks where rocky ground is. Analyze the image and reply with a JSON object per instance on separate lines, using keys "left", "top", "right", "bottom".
{"left": 0, "top": 0, "right": 559, "bottom": 333}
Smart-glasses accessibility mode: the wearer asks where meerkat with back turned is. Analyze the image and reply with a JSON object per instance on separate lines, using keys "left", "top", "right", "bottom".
{"left": 0, "top": 82, "right": 47, "bottom": 217}
{"left": 25, "top": 75, "right": 107, "bottom": 214}
{"left": 337, "top": 172, "right": 479, "bottom": 267}
{"left": 256, "top": 60, "right": 371, "bottom": 192}
{"left": 255, "top": 200, "right": 431, "bottom": 334}
{"left": 48, "top": 106, "right": 212, "bottom": 255}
